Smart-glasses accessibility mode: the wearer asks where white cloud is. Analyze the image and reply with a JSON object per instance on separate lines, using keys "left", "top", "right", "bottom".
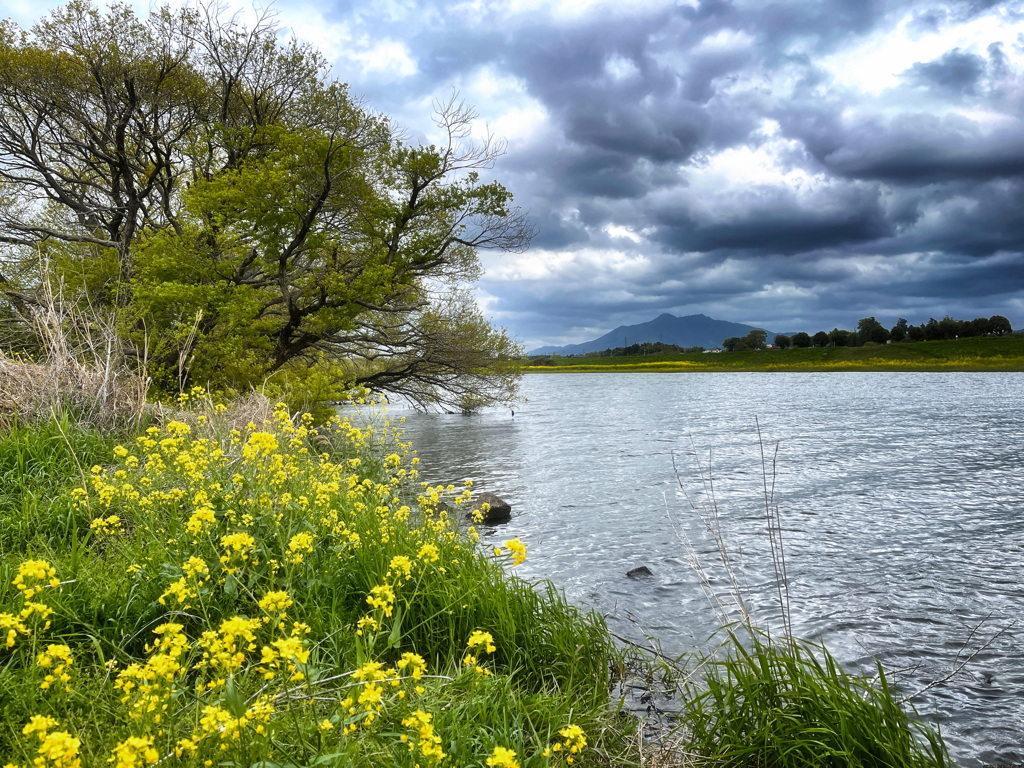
{"left": 348, "top": 38, "right": 418, "bottom": 77}
{"left": 819, "top": 6, "right": 1024, "bottom": 96}
{"left": 486, "top": 247, "right": 651, "bottom": 282}
{"left": 603, "top": 224, "right": 643, "bottom": 243}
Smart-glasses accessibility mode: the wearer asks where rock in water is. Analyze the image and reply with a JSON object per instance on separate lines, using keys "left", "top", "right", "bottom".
{"left": 626, "top": 566, "right": 654, "bottom": 580}
{"left": 468, "top": 492, "right": 512, "bottom": 524}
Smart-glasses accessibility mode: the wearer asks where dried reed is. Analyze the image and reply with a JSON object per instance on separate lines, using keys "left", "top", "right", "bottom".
{"left": 0, "top": 282, "right": 148, "bottom": 432}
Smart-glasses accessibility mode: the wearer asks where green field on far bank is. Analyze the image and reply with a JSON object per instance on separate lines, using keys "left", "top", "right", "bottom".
{"left": 526, "top": 336, "right": 1024, "bottom": 373}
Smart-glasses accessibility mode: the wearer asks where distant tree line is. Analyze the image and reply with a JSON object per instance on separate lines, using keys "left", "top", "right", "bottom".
{"left": 527, "top": 341, "right": 706, "bottom": 364}
{"left": 586, "top": 342, "right": 705, "bottom": 357}
{"left": 733, "top": 315, "right": 1012, "bottom": 351}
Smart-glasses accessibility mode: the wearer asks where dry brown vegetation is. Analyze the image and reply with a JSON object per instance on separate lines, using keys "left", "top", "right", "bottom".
{"left": 0, "top": 295, "right": 148, "bottom": 432}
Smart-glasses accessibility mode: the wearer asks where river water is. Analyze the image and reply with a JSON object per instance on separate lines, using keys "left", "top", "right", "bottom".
{"left": 386, "top": 372, "right": 1024, "bottom": 767}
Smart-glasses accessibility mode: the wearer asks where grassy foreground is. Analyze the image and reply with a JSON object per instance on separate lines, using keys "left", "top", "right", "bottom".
{"left": 527, "top": 336, "right": 1024, "bottom": 373}
{"left": 0, "top": 394, "right": 612, "bottom": 767}
{"left": 0, "top": 392, "right": 955, "bottom": 768}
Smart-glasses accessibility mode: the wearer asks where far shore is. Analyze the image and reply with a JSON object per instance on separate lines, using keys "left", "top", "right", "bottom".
{"left": 524, "top": 335, "right": 1024, "bottom": 374}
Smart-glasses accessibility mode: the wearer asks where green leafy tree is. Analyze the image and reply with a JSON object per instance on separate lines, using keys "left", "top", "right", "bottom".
{"left": 890, "top": 318, "right": 909, "bottom": 342}
{"left": 744, "top": 329, "right": 768, "bottom": 350}
{"left": 923, "top": 318, "right": 943, "bottom": 340}
{"left": 937, "top": 315, "right": 961, "bottom": 340}
{"left": 989, "top": 315, "right": 1012, "bottom": 335}
{"left": 0, "top": 1, "right": 531, "bottom": 409}
{"left": 812, "top": 331, "right": 830, "bottom": 347}
{"left": 722, "top": 336, "right": 746, "bottom": 352}
{"left": 790, "top": 332, "right": 811, "bottom": 348}
{"left": 829, "top": 328, "right": 851, "bottom": 347}
{"left": 773, "top": 334, "right": 791, "bottom": 349}
{"left": 856, "top": 317, "right": 889, "bottom": 345}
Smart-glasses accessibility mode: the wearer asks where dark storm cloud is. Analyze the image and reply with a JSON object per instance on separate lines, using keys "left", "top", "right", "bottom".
{"left": 810, "top": 119, "right": 1024, "bottom": 184}
{"left": 651, "top": 185, "right": 894, "bottom": 255}
{"left": 300, "top": 0, "right": 1024, "bottom": 344}
{"left": 908, "top": 48, "right": 986, "bottom": 93}
{"left": 887, "top": 180, "right": 1024, "bottom": 257}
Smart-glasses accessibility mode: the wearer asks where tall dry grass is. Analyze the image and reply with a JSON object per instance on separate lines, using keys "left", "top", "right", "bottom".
{"left": 0, "top": 285, "right": 148, "bottom": 432}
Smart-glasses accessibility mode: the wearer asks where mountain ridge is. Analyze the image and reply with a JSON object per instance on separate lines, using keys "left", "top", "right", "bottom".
{"left": 528, "top": 313, "right": 788, "bottom": 355}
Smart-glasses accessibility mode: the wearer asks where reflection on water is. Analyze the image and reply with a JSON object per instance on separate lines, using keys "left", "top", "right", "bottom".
{"left": 382, "top": 372, "right": 1024, "bottom": 767}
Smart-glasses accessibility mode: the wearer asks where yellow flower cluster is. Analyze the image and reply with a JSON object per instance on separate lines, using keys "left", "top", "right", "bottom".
{"left": 2, "top": 560, "right": 59, "bottom": 651}
{"left": 10, "top": 398, "right": 550, "bottom": 766}
{"left": 468, "top": 630, "right": 497, "bottom": 654}
{"left": 463, "top": 631, "right": 497, "bottom": 676}
{"left": 486, "top": 745, "right": 521, "bottom": 768}
{"left": 401, "top": 709, "right": 445, "bottom": 764}
{"left": 365, "top": 584, "right": 396, "bottom": 617}
{"left": 114, "top": 622, "right": 188, "bottom": 721}
{"left": 198, "top": 696, "right": 275, "bottom": 745}
{"left": 258, "top": 589, "right": 293, "bottom": 624}
{"left": 158, "top": 555, "right": 211, "bottom": 608}
{"left": 342, "top": 660, "right": 396, "bottom": 729}
{"left": 36, "top": 644, "right": 73, "bottom": 692}
{"left": 109, "top": 736, "right": 159, "bottom": 768}
{"left": 257, "top": 627, "right": 311, "bottom": 682}
{"left": 286, "top": 531, "right": 316, "bottom": 564}
{"left": 6, "top": 715, "right": 81, "bottom": 768}
{"left": 492, "top": 538, "right": 527, "bottom": 566}
{"left": 13, "top": 560, "right": 59, "bottom": 600}
{"left": 198, "top": 616, "right": 263, "bottom": 675}
{"left": 88, "top": 514, "right": 123, "bottom": 536}
{"left": 504, "top": 538, "right": 527, "bottom": 566}
{"left": 544, "top": 724, "right": 588, "bottom": 764}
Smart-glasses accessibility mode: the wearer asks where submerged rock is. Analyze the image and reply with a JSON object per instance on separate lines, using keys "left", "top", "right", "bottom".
{"left": 468, "top": 492, "right": 512, "bottom": 524}
{"left": 626, "top": 566, "right": 654, "bottom": 580}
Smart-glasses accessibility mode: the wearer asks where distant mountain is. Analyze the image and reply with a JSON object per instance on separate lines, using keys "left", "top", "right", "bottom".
{"left": 528, "top": 313, "right": 788, "bottom": 356}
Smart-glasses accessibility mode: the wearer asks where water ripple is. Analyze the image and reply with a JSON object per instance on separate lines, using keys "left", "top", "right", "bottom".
{"left": 392, "top": 372, "right": 1024, "bottom": 767}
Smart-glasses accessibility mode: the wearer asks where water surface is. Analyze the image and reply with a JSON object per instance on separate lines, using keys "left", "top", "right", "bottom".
{"left": 390, "top": 372, "right": 1024, "bottom": 766}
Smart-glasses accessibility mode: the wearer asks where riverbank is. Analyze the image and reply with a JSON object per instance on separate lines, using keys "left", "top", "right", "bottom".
{"left": 0, "top": 392, "right": 956, "bottom": 768}
{"left": 526, "top": 336, "right": 1024, "bottom": 373}
{"left": 0, "top": 395, "right": 622, "bottom": 767}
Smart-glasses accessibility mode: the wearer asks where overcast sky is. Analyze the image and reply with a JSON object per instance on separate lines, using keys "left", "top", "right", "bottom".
{"left": 11, "top": 0, "right": 1024, "bottom": 348}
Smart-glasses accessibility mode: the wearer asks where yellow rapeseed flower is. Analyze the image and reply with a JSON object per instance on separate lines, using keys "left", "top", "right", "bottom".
{"left": 286, "top": 532, "right": 315, "bottom": 564}
{"left": 88, "top": 515, "right": 123, "bottom": 536}
{"left": 257, "top": 590, "right": 293, "bottom": 617}
{"left": 467, "top": 631, "right": 496, "bottom": 654}
{"left": 366, "top": 584, "right": 395, "bottom": 617}
{"left": 485, "top": 746, "right": 520, "bottom": 768}
{"left": 13, "top": 559, "right": 59, "bottom": 599}
{"left": 109, "top": 736, "right": 159, "bottom": 768}
{"left": 20, "top": 717, "right": 81, "bottom": 768}
{"left": 198, "top": 616, "right": 262, "bottom": 674}
{"left": 397, "top": 652, "right": 427, "bottom": 680}
{"left": 36, "top": 644, "right": 73, "bottom": 691}
{"left": 401, "top": 709, "right": 445, "bottom": 764}
{"left": 388, "top": 555, "right": 413, "bottom": 580}
{"left": 2, "top": 611, "right": 29, "bottom": 649}
{"left": 416, "top": 543, "right": 440, "bottom": 563}
{"left": 504, "top": 538, "right": 527, "bottom": 566}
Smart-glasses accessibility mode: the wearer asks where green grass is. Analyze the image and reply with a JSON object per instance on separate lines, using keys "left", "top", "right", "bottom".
{"left": 528, "top": 336, "right": 1024, "bottom": 372}
{"left": 0, "top": 415, "right": 121, "bottom": 554}
{"left": 681, "top": 631, "right": 951, "bottom": 768}
{"left": 0, "top": 398, "right": 616, "bottom": 767}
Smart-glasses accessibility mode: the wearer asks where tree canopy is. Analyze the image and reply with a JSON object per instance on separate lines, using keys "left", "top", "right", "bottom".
{"left": 723, "top": 329, "right": 767, "bottom": 352}
{"left": 0, "top": 1, "right": 531, "bottom": 410}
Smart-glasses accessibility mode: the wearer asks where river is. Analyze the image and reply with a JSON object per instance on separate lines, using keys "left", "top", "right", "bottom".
{"left": 386, "top": 372, "right": 1024, "bottom": 767}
